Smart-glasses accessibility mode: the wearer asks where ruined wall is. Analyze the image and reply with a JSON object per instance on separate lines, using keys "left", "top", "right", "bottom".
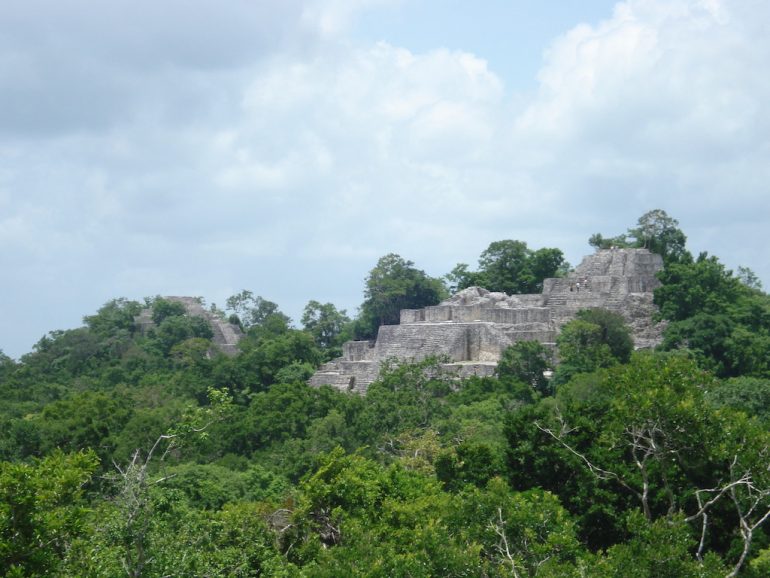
{"left": 310, "top": 248, "right": 665, "bottom": 394}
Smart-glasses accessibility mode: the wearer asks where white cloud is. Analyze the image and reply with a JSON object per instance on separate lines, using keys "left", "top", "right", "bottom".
{"left": 301, "top": 0, "right": 403, "bottom": 38}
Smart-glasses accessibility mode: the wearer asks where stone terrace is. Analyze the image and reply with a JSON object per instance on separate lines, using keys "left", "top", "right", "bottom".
{"left": 309, "top": 248, "right": 665, "bottom": 394}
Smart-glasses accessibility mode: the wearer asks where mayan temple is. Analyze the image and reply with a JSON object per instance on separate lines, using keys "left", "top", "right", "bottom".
{"left": 309, "top": 248, "right": 665, "bottom": 393}
{"left": 134, "top": 296, "right": 244, "bottom": 356}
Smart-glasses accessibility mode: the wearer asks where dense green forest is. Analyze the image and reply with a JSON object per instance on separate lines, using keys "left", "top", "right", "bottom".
{"left": 2, "top": 211, "right": 770, "bottom": 577}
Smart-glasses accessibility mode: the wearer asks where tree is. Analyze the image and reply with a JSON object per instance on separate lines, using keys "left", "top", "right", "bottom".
{"left": 84, "top": 298, "right": 142, "bottom": 337}
{"left": 589, "top": 209, "right": 688, "bottom": 264}
{"left": 435, "top": 441, "right": 502, "bottom": 491}
{"left": 506, "top": 352, "right": 770, "bottom": 574}
{"left": 355, "top": 357, "right": 454, "bottom": 446}
{"left": 355, "top": 254, "right": 446, "bottom": 339}
{"left": 706, "top": 377, "right": 770, "bottom": 425}
{"left": 575, "top": 309, "right": 633, "bottom": 364}
{"left": 627, "top": 209, "right": 688, "bottom": 264}
{"left": 35, "top": 390, "right": 133, "bottom": 459}
{"left": 150, "top": 298, "right": 187, "bottom": 325}
{"left": 449, "top": 240, "right": 566, "bottom": 296}
{"left": 225, "top": 290, "right": 290, "bottom": 330}
{"left": 531, "top": 247, "right": 570, "bottom": 284}
{"left": 587, "top": 512, "right": 727, "bottom": 577}
{"left": 737, "top": 266, "right": 763, "bottom": 291}
{"left": 0, "top": 349, "right": 14, "bottom": 379}
{"left": 655, "top": 253, "right": 770, "bottom": 377}
{"left": 457, "top": 477, "right": 583, "bottom": 576}
{"left": 588, "top": 232, "right": 630, "bottom": 250}
{"left": 552, "top": 319, "right": 616, "bottom": 386}
{"left": 147, "top": 315, "right": 214, "bottom": 357}
{"left": 496, "top": 340, "right": 552, "bottom": 395}
{"left": 444, "top": 263, "right": 478, "bottom": 294}
{"left": 0, "top": 450, "right": 99, "bottom": 576}
{"left": 301, "top": 300, "right": 351, "bottom": 354}
{"left": 235, "top": 329, "right": 322, "bottom": 388}
{"left": 477, "top": 240, "right": 533, "bottom": 294}
{"left": 654, "top": 253, "right": 742, "bottom": 322}
{"left": 99, "top": 389, "right": 233, "bottom": 578}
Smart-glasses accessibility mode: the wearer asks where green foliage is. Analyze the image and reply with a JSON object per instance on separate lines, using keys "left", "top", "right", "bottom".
{"left": 355, "top": 254, "right": 446, "bottom": 339}
{"left": 67, "top": 491, "right": 293, "bottom": 577}
{"left": 288, "top": 450, "right": 584, "bottom": 576}
{"left": 146, "top": 314, "right": 214, "bottom": 357}
{"left": 497, "top": 340, "right": 552, "bottom": 395}
{"left": 590, "top": 209, "right": 688, "bottom": 265}
{"left": 83, "top": 297, "right": 142, "bottom": 344}
{"left": 552, "top": 309, "right": 632, "bottom": 386}
{"left": 226, "top": 290, "right": 291, "bottom": 330}
{"left": 355, "top": 357, "right": 454, "bottom": 445}
{"left": 449, "top": 240, "right": 566, "bottom": 295}
{"left": 506, "top": 351, "right": 770, "bottom": 572}
{"left": 0, "top": 450, "right": 98, "bottom": 577}
{"left": 627, "top": 209, "right": 688, "bottom": 264}
{"left": 34, "top": 390, "right": 133, "bottom": 460}
{"left": 457, "top": 477, "right": 582, "bottom": 576}
{"left": 552, "top": 319, "right": 616, "bottom": 385}
{"left": 223, "top": 382, "right": 352, "bottom": 462}
{"left": 235, "top": 329, "right": 322, "bottom": 389}
{"left": 435, "top": 441, "right": 502, "bottom": 491}
{"left": 24, "top": 327, "right": 105, "bottom": 379}
{"left": 575, "top": 308, "right": 634, "bottom": 363}
{"left": 737, "top": 265, "right": 763, "bottom": 290}
{"left": 587, "top": 512, "right": 727, "bottom": 577}
{"left": 301, "top": 300, "right": 351, "bottom": 351}
{"left": 655, "top": 252, "right": 770, "bottom": 377}
{"left": 156, "top": 463, "right": 248, "bottom": 510}
{"left": 150, "top": 297, "right": 187, "bottom": 324}
{"left": 706, "top": 376, "right": 770, "bottom": 424}
{"left": 654, "top": 252, "right": 743, "bottom": 321}
{"left": 588, "top": 232, "right": 631, "bottom": 250}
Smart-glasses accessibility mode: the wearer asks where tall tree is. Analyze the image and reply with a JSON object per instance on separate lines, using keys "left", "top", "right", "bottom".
{"left": 627, "top": 209, "right": 688, "bottom": 264}
{"left": 449, "top": 240, "right": 566, "bottom": 295}
{"left": 506, "top": 352, "right": 770, "bottom": 574}
{"left": 589, "top": 209, "right": 688, "bottom": 264}
{"left": 355, "top": 254, "right": 446, "bottom": 339}
{"left": 575, "top": 308, "right": 633, "bottom": 364}
{"left": 0, "top": 450, "right": 98, "bottom": 576}
{"left": 655, "top": 253, "right": 770, "bottom": 377}
{"left": 301, "top": 301, "right": 351, "bottom": 353}
{"left": 551, "top": 319, "right": 616, "bottom": 386}
{"left": 496, "top": 340, "right": 552, "bottom": 396}
{"left": 225, "top": 291, "right": 290, "bottom": 330}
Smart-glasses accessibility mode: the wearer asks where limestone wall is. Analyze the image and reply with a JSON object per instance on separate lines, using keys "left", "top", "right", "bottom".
{"left": 343, "top": 341, "right": 375, "bottom": 361}
{"left": 375, "top": 324, "right": 470, "bottom": 361}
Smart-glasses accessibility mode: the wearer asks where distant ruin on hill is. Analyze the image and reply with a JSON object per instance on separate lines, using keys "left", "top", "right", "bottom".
{"left": 134, "top": 296, "right": 244, "bottom": 356}
{"left": 309, "top": 248, "right": 665, "bottom": 394}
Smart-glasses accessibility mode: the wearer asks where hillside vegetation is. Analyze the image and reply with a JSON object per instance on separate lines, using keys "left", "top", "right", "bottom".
{"left": 2, "top": 211, "right": 770, "bottom": 577}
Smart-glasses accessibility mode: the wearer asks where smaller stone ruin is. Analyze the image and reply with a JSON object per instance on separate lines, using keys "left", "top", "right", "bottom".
{"left": 134, "top": 296, "right": 244, "bottom": 356}
{"left": 309, "top": 248, "right": 665, "bottom": 394}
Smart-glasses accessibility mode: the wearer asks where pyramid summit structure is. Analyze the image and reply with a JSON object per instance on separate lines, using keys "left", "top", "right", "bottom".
{"left": 310, "top": 248, "right": 665, "bottom": 394}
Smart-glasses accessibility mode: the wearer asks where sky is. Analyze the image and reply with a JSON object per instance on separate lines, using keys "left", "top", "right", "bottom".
{"left": 1, "top": 0, "right": 769, "bottom": 359}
